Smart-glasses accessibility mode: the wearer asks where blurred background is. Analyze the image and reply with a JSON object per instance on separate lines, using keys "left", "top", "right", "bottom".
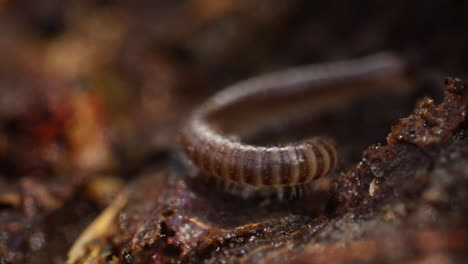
{"left": 0, "top": 0, "right": 467, "bottom": 262}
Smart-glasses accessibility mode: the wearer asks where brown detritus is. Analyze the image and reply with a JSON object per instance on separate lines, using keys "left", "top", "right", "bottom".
{"left": 65, "top": 76, "right": 468, "bottom": 263}
{"left": 0, "top": 35, "right": 114, "bottom": 263}
{"left": 293, "top": 230, "right": 468, "bottom": 264}
{"left": 84, "top": 176, "right": 124, "bottom": 208}
{"left": 72, "top": 163, "right": 330, "bottom": 263}
{"left": 388, "top": 77, "right": 467, "bottom": 147}
{"left": 2, "top": 1, "right": 468, "bottom": 263}
{"left": 335, "top": 78, "right": 468, "bottom": 212}
{"left": 445, "top": 77, "right": 466, "bottom": 95}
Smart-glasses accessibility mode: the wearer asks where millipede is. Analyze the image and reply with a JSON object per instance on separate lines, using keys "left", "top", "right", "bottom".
{"left": 180, "top": 52, "right": 410, "bottom": 198}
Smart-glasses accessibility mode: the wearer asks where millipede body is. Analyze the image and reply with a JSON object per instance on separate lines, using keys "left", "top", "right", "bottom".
{"left": 180, "top": 53, "right": 409, "bottom": 188}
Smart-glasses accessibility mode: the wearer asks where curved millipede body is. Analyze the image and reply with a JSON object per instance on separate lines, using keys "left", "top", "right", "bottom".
{"left": 180, "top": 53, "right": 408, "bottom": 187}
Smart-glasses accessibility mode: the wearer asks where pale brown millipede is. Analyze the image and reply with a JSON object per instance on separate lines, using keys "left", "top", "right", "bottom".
{"left": 180, "top": 52, "right": 409, "bottom": 194}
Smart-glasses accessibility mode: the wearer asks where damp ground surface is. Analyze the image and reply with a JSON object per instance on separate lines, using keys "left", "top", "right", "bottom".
{"left": 0, "top": 1, "right": 468, "bottom": 263}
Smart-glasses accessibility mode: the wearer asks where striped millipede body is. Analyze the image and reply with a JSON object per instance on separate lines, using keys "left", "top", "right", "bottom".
{"left": 180, "top": 53, "right": 409, "bottom": 190}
